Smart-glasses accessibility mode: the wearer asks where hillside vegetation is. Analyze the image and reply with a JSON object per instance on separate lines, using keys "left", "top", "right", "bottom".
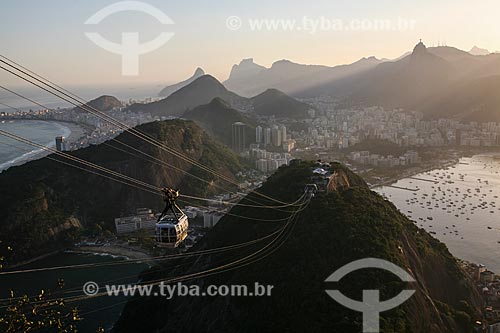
{"left": 0, "top": 120, "right": 243, "bottom": 263}
{"left": 182, "top": 98, "right": 256, "bottom": 148}
{"left": 114, "top": 161, "right": 482, "bottom": 333}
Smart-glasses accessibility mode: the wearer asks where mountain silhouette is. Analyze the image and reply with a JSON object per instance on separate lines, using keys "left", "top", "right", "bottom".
{"left": 130, "top": 75, "right": 248, "bottom": 117}
{"left": 158, "top": 67, "right": 206, "bottom": 97}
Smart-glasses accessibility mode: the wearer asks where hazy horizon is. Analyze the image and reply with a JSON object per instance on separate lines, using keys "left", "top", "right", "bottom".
{"left": 1, "top": 0, "right": 499, "bottom": 88}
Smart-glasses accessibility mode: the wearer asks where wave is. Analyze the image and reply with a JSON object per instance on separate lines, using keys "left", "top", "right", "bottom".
{"left": 64, "top": 249, "right": 130, "bottom": 260}
{"left": 0, "top": 139, "right": 56, "bottom": 171}
{"left": 0, "top": 146, "right": 48, "bottom": 171}
{"left": 0, "top": 121, "right": 72, "bottom": 171}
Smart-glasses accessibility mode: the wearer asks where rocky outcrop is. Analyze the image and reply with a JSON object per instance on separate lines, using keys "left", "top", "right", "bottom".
{"left": 47, "top": 217, "right": 82, "bottom": 237}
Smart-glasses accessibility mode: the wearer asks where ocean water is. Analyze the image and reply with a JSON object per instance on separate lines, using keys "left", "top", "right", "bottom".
{"left": 0, "top": 252, "right": 147, "bottom": 333}
{"left": 376, "top": 154, "right": 500, "bottom": 273}
{"left": 0, "top": 84, "right": 161, "bottom": 113}
{"left": 0, "top": 83, "right": 162, "bottom": 168}
{"left": 0, "top": 120, "right": 71, "bottom": 171}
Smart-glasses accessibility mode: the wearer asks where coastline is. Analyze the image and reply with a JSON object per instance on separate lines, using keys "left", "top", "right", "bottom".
{"left": 368, "top": 147, "right": 500, "bottom": 190}
{"left": 0, "top": 119, "right": 89, "bottom": 171}
{"left": 63, "top": 121, "right": 87, "bottom": 146}
{"left": 9, "top": 245, "right": 151, "bottom": 268}
{"left": 70, "top": 245, "right": 151, "bottom": 260}
{"left": 370, "top": 157, "right": 460, "bottom": 189}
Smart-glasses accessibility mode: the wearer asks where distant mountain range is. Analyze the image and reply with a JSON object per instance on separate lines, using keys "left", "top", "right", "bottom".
{"left": 224, "top": 57, "right": 383, "bottom": 97}
{"left": 226, "top": 58, "right": 266, "bottom": 85}
{"left": 296, "top": 42, "right": 500, "bottom": 121}
{"left": 250, "top": 88, "right": 313, "bottom": 118}
{"left": 158, "top": 67, "right": 205, "bottom": 97}
{"left": 153, "top": 42, "right": 500, "bottom": 122}
{"left": 130, "top": 75, "right": 248, "bottom": 117}
{"left": 298, "top": 42, "right": 453, "bottom": 106}
{"left": 131, "top": 75, "right": 314, "bottom": 119}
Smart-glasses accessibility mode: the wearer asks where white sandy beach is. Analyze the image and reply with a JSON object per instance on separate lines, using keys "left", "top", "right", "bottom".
{"left": 63, "top": 121, "right": 87, "bottom": 145}
{"left": 0, "top": 120, "right": 88, "bottom": 171}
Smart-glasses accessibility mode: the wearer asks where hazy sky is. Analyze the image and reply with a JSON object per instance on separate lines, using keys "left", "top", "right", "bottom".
{"left": 1, "top": 0, "right": 499, "bottom": 88}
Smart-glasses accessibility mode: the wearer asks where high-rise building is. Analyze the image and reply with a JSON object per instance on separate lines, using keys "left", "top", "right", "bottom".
{"left": 267, "top": 159, "right": 279, "bottom": 172}
{"left": 114, "top": 208, "right": 156, "bottom": 234}
{"left": 256, "top": 159, "right": 268, "bottom": 173}
{"left": 55, "top": 136, "right": 66, "bottom": 151}
{"left": 256, "top": 125, "right": 263, "bottom": 143}
{"left": 280, "top": 125, "right": 287, "bottom": 141}
{"left": 271, "top": 126, "right": 282, "bottom": 147}
{"left": 264, "top": 127, "right": 271, "bottom": 145}
{"left": 232, "top": 122, "right": 246, "bottom": 152}
{"left": 203, "top": 211, "right": 223, "bottom": 228}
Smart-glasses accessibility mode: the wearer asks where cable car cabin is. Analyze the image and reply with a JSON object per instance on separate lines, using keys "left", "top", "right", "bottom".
{"left": 155, "top": 187, "right": 189, "bottom": 248}
{"left": 155, "top": 213, "right": 189, "bottom": 248}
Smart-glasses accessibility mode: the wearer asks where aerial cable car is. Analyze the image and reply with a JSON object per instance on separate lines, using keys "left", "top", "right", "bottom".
{"left": 155, "top": 188, "right": 189, "bottom": 248}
